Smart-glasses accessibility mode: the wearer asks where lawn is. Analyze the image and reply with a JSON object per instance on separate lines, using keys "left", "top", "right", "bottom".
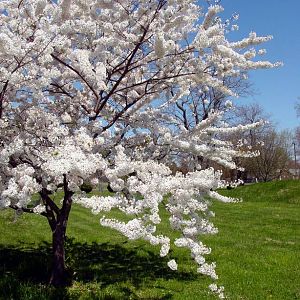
{"left": 0, "top": 180, "right": 299, "bottom": 299}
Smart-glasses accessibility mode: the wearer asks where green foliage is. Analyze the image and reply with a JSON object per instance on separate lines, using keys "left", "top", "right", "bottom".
{"left": 0, "top": 180, "right": 299, "bottom": 299}
{"left": 80, "top": 183, "right": 93, "bottom": 194}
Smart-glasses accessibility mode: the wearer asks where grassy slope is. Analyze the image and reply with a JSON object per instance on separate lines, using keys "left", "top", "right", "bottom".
{"left": 0, "top": 180, "right": 299, "bottom": 300}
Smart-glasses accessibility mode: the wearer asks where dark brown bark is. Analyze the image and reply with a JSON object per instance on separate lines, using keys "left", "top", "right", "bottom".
{"left": 48, "top": 176, "right": 74, "bottom": 287}
{"left": 0, "top": 80, "right": 8, "bottom": 119}
{"left": 49, "top": 220, "right": 70, "bottom": 287}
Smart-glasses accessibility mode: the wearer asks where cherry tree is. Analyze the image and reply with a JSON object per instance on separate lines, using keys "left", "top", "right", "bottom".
{"left": 0, "top": 0, "right": 278, "bottom": 296}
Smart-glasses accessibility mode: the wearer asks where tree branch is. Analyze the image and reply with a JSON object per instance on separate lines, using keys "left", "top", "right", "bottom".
{"left": 9, "top": 204, "right": 47, "bottom": 217}
{"left": 51, "top": 54, "right": 99, "bottom": 101}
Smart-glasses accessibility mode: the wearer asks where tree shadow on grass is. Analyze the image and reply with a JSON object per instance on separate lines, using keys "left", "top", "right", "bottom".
{"left": 0, "top": 238, "right": 197, "bottom": 299}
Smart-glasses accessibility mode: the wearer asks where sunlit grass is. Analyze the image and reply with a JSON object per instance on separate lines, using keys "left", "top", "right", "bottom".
{"left": 0, "top": 180, "right": 299, "bottom": 299}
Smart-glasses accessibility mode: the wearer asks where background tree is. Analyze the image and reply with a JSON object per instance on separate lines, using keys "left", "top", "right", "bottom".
{"left": 246, "top": 130, "right": 292, "bottom": 181}
{"left": 0, "top": 0, "right": 278, "bottom": 296}
{"left": 228, "top": 103, "right": 291, "bottom": 182}
{"left": 294, "top": 99, "right": 300, "bottom": 173}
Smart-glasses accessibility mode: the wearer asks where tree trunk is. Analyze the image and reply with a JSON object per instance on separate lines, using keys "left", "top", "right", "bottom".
{"left": 50, "top": 222, "right": 70, "bottom": 287}
{"left": 40, "top": 175, "right": 74, "bottom": 287}
{"left": 49, "top": 187, "right": 73, "bottom": 287}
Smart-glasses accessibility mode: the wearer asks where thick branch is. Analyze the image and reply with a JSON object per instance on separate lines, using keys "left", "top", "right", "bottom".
{"left": 40, "top": 189, "right": 59, "bottom": 231}
{"left": 40, "top": 189, "right": 60, "bottom": 215}
{"left": 0, "top": 80, "right": 8, "bottom": 118}
{"left": 9, "top": 204, "right": 47, "bottom": 218}
{"left": 61, "top": 174, "right": 74, "bottom": 217}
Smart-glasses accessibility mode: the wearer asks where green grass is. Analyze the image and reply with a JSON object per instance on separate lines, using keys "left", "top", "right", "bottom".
{"left": 0, "top": 180, "right": 299, "bottom": 299}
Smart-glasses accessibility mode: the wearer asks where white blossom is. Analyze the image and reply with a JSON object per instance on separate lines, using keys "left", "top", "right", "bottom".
{"left": 167, "top": 259, "right": 178, "bottom": 271}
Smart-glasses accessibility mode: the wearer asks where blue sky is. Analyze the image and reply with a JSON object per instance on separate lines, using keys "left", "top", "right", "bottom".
{"left": 218, "top": 0, "right": 300, "bottom": 131}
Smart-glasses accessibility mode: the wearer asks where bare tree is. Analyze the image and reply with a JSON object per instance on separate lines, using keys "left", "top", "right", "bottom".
{"left": 246, "top": 130, "right": 292, "bottom": 181}
{"left": 230, "top": 103, "right": 291, "bottom": 182}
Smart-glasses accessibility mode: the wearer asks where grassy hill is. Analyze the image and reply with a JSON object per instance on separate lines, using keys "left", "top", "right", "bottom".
{"left": 0, "top": 180, "right": 299, "bottom": 300}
